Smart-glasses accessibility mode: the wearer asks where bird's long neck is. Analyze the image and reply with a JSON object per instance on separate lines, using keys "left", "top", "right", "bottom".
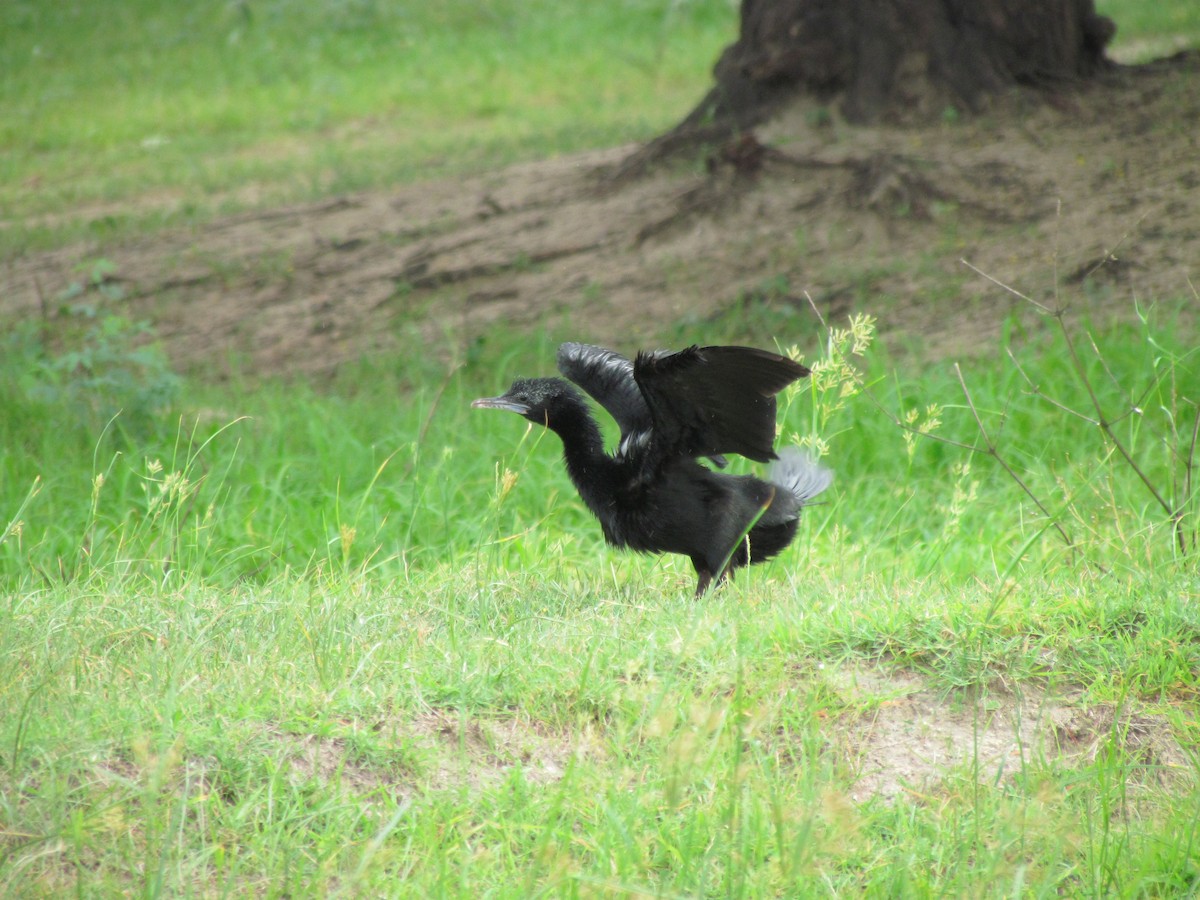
{"left": 546, "top": 398, "right": 620, "bottom": 512}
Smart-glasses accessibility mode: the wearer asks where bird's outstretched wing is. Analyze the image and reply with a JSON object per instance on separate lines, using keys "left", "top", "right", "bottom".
{"left": 556, "top": 342, "right": 654, "bottom": 437}
{"left": 634, "top": 345, "right": 809, "bottom": 463}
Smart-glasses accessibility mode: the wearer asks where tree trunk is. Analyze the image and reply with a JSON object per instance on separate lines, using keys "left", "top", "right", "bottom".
{"left": 617, "top": 0, "right": 1116, "bottom": 177}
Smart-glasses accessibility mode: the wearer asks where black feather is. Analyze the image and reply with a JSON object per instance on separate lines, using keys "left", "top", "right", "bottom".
{"left": 555, "top": 342, "right": 650, "bottom": 437}
{"left": 634, "top": 345, "right": 809, "bottom": 464}
{"left": 473, "top": 342, "right": 829, "bottom": 596}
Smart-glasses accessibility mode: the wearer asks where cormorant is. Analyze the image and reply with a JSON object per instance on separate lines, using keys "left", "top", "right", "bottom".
{"left": 472, "top": 342, "right": 832, "bottom": 595}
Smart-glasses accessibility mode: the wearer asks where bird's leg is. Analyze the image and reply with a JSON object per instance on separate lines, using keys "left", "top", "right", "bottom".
{"left": 694, "top": 563, "right": 740, "bottom": 597}
{"left": 708, "top": 535, "right": 748, "bottom": 593}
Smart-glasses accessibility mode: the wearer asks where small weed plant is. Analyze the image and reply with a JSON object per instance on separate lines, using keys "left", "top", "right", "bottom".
{"left": 5, "top": 259, "right": 180, "bottom": 437}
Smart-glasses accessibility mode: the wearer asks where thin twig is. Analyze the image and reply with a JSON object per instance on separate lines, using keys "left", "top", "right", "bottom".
{"left": 1087, "top": 328, "right": 1125, "bottom": 393}
{"left": 803, "top": 290, "right": 829, "bottom": 330}
{"left": 1053, "top": 312, "right": 1181, "bottom": 550}
{"left": 1009, "top": 343, "right": 1169, "bottom": 433}
{"left": 404, "top": 363, "right": 462, "bottom": 478}
{"left": 1006, "top": 348, "right": 1099, "bottom": 424}
{"left": 1184, "top": 403, "right": 1200, "bottom": 554}
{"left": 1077, "top": 210, "right": 1150, "bottom": 284}
{"left": 955, "top": 364, "right": 1075, "bottom": 550}
{"left": 1051, "top": 199, "right": 1062, "bottom": 309}
{"left": 966, "top": 253, "right": 1187, "bottom": 557}
{"left": 959, "top": 259, "right": 1054, "bottom": 313}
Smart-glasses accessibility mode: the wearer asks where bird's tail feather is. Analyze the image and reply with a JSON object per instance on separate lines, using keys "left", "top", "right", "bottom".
{"left": 768, "top": 447, "right": 833, "bottom": 508}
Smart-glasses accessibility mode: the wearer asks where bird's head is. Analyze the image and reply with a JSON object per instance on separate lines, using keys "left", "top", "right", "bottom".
{"left": 471, "top": 377, "right": 586, "bottom": 429}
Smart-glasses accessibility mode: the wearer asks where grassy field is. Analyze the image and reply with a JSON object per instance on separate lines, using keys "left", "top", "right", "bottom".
{"left": 3, "top": 1, "right": 1200, "bottom": 896}
{"left": 3, "top": 298, "right": 1199, "bottom": 894}
{"left": 0, "top": 0, "right": 736, "bottom": 254}
{"left": 2, "top": 0, "right": 1199, "bottom": 255}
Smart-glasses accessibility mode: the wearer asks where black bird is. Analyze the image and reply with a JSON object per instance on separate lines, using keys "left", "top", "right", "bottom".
{"left": 472, "top": 342, "right": 832, "bottom": 595}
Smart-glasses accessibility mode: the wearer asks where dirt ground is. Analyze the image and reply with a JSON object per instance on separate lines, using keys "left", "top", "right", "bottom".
{"left": 149, "top": 665, "right": 1190, "bottom": 809}
{"left": 2, "top": 54, "right": 1197, "bottom": 380}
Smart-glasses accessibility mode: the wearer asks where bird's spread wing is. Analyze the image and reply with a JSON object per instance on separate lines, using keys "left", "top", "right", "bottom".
{"left": 556, "top": 342, "right": 653, "bottom": 437}
{"left": 633, "top": 345, "right": 810, "bottom": 463}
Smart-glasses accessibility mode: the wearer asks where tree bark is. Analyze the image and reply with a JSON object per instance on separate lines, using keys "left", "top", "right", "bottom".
{"left": 615, "top": 0, "right": 1116, "bottom": 178}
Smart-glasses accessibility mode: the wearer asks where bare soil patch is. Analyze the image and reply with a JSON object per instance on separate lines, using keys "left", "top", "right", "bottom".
{"left": 2, "top": 55, "right": 1197, "bottom": 380}
{"left": 828, "top": 666, "right": 1191, "bottom": 804}
{"left": 272, "top": 709, "right": 600, "bottom": 801}
{"left": 176, "top": 670, "right": 1193, "bottom": 807}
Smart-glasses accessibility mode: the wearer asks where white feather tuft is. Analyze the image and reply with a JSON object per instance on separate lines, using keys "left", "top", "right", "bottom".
{"left": 768, "top": 447, "right": 834, "bottom": 505}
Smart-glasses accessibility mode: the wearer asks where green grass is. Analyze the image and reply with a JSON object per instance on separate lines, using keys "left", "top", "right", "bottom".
{"left": 0, "top": 0, "right": 735, "bottom": 253}
{"left": 1096, "top": 0, "right": 1200, "bottom": 60}
{"left": 3, "top": 2, "right": 1200, "bottom": 893}
{"left": 3, "top": 0, "right": 1197, "bottom": 256}
{"left": 2, "top": 299, "right": 1198, "bottom": 896}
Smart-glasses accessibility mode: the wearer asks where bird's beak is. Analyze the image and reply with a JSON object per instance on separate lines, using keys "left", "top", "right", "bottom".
{"left": 471, "top": 395, "right": 530, "bottom": 415}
